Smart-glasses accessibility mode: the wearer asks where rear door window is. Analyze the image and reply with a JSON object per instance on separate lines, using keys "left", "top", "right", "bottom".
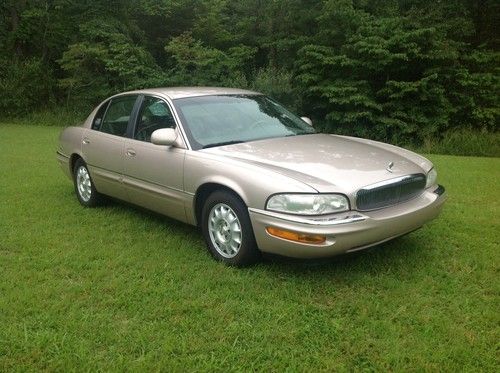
{"left": 100, "top": 95, "right": 138, "bottom": 137}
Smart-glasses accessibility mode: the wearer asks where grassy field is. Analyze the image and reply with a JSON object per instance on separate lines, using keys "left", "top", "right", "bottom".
{"left": 0, "top": 124, "right": 498, "bottom": 371}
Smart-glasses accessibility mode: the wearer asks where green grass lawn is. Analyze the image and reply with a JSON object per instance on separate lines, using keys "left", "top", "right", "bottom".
{"left": 0, "top": 124, "right": 498, "bottom": 371}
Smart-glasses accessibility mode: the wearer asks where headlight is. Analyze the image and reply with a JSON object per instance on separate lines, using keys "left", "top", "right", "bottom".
{"left": 426, "top": 168, "right": 437, "bottom": 188}
{"left": 266, "top": 194, "right": 349, "bottom": 215}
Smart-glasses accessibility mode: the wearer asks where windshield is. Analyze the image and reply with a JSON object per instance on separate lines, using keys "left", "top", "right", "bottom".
{"left": 173, "top": 95, "right": 315, "bottom": 150}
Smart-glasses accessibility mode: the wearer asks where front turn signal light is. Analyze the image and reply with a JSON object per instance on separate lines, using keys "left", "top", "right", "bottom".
{"left": 266, "top": 227, "right": 326, "bottom": 244}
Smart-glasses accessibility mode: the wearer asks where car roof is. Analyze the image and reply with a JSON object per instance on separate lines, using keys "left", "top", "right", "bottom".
{"left": 118, "top": 87, "right": 260, "bottom": 100}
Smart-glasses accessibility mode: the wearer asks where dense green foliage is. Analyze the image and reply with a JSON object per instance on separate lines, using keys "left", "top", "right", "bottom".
{"left": 1, "top": 124, "right": 499, "bottom": 370}
{"left": 0, "top": 1, "right": 498, "bottom": 146}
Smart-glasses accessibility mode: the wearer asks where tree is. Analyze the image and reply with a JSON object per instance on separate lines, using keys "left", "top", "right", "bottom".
{"left": 0, "top": 0, "right": 497, "bottom": 146}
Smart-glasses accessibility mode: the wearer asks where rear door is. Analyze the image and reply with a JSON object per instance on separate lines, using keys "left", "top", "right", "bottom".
{"left": 83, "top": 95, "right": 139, "bottom": 201}
{"left": 122, "top": 95, "right": 188, "bottom": 222}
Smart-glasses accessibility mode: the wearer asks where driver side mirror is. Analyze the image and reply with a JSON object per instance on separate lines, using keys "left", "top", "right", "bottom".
{"left": 151, "top": 128, "right": 177, "bottom": 146}
{"left": 301, "top": 117, "right": 313, "bottom": 126}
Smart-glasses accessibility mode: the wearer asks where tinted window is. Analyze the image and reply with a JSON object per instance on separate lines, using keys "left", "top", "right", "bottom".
{"left": 134, "top": 96, "right": 176, "bottom": 142}
{"left": 100, "top": 95, "right": 137, "bottom": 136}
{"left": 92, "top": 100, "right": 110, "bottom": 130}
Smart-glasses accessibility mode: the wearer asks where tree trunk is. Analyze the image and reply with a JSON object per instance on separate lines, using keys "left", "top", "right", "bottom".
{"left": 10, "top": 0, "right": 27, "bottom": 57}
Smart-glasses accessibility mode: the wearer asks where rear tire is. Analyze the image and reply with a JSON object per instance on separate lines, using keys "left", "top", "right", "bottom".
{"left": 73, "top": 158, "right": 102, "bottom": 207}
{"left": 201, "top": 190, "right": 260, "bottom": 267}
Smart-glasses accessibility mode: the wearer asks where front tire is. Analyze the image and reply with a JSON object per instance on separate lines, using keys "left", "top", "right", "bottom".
{"left": 73, "top": 158, "right": 102, "bottom": 207}
{"left": 201, "top": 190, "right": 260, "bottom": 267}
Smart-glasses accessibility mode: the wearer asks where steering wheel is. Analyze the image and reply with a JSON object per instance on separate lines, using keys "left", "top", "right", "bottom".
{"left": 136, "top": 122, "right": 161, "bottom": 141}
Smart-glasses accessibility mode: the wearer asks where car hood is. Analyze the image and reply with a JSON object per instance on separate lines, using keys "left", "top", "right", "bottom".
{"left": 201, "top": 134, "right": 432, "bottom": 193}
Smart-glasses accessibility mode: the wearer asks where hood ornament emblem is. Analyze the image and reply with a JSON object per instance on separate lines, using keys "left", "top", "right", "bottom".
{"left": 386, "top": 161, "right": 394, "bottom": 173}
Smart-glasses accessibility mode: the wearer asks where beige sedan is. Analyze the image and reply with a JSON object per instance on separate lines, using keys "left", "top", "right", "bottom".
{"left": 57, "top": 87, "right": 446, "bottom": 266}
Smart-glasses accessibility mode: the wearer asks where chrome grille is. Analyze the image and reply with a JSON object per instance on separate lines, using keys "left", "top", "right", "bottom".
{"left": 356, "top": 174, "right": 426, "bottom": 211}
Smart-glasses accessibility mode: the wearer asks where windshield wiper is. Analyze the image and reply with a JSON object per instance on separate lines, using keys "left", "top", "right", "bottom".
{"left": 202, "top": 140, "right": 245, "bottom": 149}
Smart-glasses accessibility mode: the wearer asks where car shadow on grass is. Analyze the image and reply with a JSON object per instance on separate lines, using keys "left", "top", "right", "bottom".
{"left": 258, "top": 232, "right": 434, "bottom": 280}
{"left": 102, "top": 196, "right": 202, "bottom": 235}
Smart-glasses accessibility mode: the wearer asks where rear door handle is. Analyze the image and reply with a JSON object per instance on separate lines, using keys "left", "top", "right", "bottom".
{"left": 82, "top": 138, "right": 90, "bottom": 145}
{"left": 126, "top": 149, "right": 136, "bottom": 157}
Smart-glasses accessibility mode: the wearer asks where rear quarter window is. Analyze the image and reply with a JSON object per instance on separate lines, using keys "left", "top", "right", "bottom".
{"left": 92, "top": 101, "right": 110, "bottom": 130}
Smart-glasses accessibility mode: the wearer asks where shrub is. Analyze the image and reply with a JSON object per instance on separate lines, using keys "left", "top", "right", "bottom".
{"left": 0, "top": 58, "right": 54, "bottom": 118}
{"left": 418, "top": 129, "right": 500, "bottom": 157}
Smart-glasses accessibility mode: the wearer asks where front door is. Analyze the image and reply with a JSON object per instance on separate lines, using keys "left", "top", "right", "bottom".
{"left": 123, "top": 95, "right": 187, "bottom": 222}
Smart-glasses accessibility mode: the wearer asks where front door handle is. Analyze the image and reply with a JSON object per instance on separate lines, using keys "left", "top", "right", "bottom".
{"left": 82, "top": 138, "right": 90, "bottom": 145}
{"left": 126, "top": 149, "right": 136, "bottom": 157}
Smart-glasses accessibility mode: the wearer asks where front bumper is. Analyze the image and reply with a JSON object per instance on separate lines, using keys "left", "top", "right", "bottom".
{"left": 248, "top": 185, "right": 446, "bottom": 258}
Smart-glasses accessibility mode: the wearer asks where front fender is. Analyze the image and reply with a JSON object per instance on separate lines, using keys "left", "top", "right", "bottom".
{"left": 183, "top": 151, "right": 317, "bottom": 216}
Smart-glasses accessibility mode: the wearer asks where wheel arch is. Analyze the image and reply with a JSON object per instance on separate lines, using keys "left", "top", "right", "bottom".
{"left": 69, "top": 153, "right": 84, "bottom": 176}
{"left": 193, "top": 182, "right": 248, "bottom": 226}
